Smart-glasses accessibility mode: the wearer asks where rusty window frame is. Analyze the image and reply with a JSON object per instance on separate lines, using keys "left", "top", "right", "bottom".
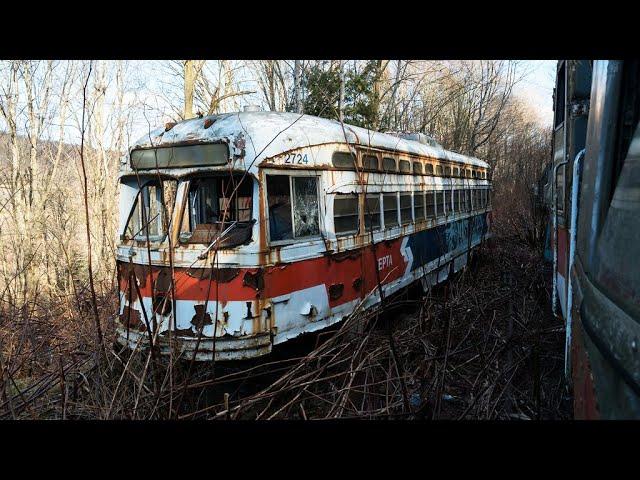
{"left": 400, "top": 193, "right": 413, "bottom": 225}
{"left": 412, "top": 161, "right": 424, "bottom": 174}
{"left": 332, "top": 151, "right": 357, "bottom": 170}
{"left": 425, "top": 163, "right": 434, "bottom": 175}
{"left": 383, "top": 193, "right": 399, "bottom": 229}
{"left": 399, "top": 159, "right": 411, "bottom": 174}
{"left": 425, "top": 190, "right": 436, "bottom": 218}
{"left": 333, "top": 193, "right": 360, "bottom": 236}
{"left": 266, "top": 172, "right": 322, "bottom": 245}
{"left": 362, "top": 153, "right": 379, "bottom": 171}
{"left": 364, "top": 193, "right": 381, "bottom": 231}
{"left": 414, "top": 191, "right": 425, "bottom": 220}
{"left": 383, "top": 157, "right": 397, "bottom": 172}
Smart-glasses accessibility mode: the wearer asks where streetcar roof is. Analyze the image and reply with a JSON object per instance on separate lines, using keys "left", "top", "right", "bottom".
{"left": 128, "top": 111, "right": 490, "bottom": 174}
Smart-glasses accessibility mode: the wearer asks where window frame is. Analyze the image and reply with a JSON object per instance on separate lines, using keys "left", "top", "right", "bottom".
{"left": 383, "top": 192, "right": 399, "bottom": 229}
{"left": 414, "top": 190, "right": 426, "bottom": 221}
{"left": 332, "top": 151, "right": 357, "bottom": 170}
{"left": 333, "top": 192, "right": 360, "bottom": 237}
{"left": 364, "top": 193, "right": 382, "bottom": 232}
{"left": 400, "top": 192, "right": 413, "bottom": 225}
{"left": 124, "top": 179, "right": 170, "bottom": 243}
{"left": 266, "top": 172, "right": 323, "bottom": 246}
{"left": 362, "top": 153, "right": 379, "bottom": 171}
{"left": 383, "top": 157, "right": 397, "bottom": 173}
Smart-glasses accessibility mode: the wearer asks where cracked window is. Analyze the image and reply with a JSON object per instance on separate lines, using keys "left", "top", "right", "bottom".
{"left": 267, "top": 175, "right": 320, "bottom": 242}
{"left": 292, "top": 177, "right": 320, "bottom": 238}
{"left": 180, "top": 175, "right": 253, "bottom": 245}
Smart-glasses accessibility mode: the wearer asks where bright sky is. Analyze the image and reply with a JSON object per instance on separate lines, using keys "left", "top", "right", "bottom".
{"left": 514, "top": 60, "right": 558, "bottom": 127}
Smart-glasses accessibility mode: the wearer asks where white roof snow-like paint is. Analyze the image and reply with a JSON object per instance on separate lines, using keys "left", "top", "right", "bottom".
{"left": 128, "top": 111, "right": 489, "bottom": 174}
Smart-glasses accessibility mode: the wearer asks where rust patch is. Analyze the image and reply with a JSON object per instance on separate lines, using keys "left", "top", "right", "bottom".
{"left": 119, "top": 306, "right": 145, "bottom": 331}
{"left": 329, "top": 249, "right": 361, "bottom": 262}
{"left": 191, "top": 305, "right": 213, "bottom": 330}
{"left": 153, "top": 294, "right": 172, "bottom": 316}
{"left": 186, "top": 267, "right": 240, "bottom": 282}
{"left": 328, "top": 283, "right": 344, "bottom": 301}
{"left": 155, "top": 268, "right": 173, "bottom": 293}
{"left": 243, "top": 269, "right": 265, "bottom": 292}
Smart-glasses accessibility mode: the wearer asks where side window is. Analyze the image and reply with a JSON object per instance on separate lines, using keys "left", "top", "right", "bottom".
{"left": 383, "top": 193, "right": 399, "bottom": 228}
{"left": 383, "top": 157, "right": 397, "bottom": 172}
{"left": 362, "top": 154, "right": 379, "bottom": 171}
{"left": 426, "top": 191, "right": 436, "bottom": 218}
{"left": 443, "top": 189, "right": 452, "bottom": 215}
{"left": 454, "top": 167, "right": 460, "bottom": 177}
{"left": 414, "top": 191, "right": 425, "bottom": 220}
{"left": 334, "top": 194, "right": 359, "bottom": 235}
{"left": 425, "top": 163, "right": 434, "bottom": 175}
{"left": 400, "top": 193, "right": 413, "bottom": 225}
{"left": 267, "top": 175, "right": 292, "bottom": 241}
{"left": 267, "top": 175, "right": 319, "bottom": 242}
{"left": 332, "top": 151, "right": 356, "bottom": 169}
{"left": 445, "top": 166, "right": 452, "bottom": 177}
{"left": 364, "top": 194, "right": 381, "bottom": 231}
{"left": 292, "top": 177, "right": 320, "bottom": 238}
{"left": 413, "top": 161, "right": 423, "bottom": 174}
{"left": 436, "top": 165, "right": 444, "bottom": 176}
{"left": 399, "top": 160, "right": 411, "bottom": 174}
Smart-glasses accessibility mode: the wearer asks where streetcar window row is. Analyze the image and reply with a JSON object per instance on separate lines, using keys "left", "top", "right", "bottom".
{"left": 331, "top": 151, "right": 488, "bottom": 179}
{"left": 334, "top": 188, "right": 491, "bottom": 236}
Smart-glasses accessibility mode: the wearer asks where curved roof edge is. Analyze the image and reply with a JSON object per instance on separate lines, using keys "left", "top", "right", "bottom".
{"left": 130, "top": 111, "right": 490, "bottom": 169}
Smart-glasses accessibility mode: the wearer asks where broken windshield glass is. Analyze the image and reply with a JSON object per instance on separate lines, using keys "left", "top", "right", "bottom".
{"left": 179, "top": 174, "right": 254, "bottom": 247}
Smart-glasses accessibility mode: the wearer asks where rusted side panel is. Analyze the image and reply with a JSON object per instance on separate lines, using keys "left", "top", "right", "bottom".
{"left": 572, "top": 313, "right": 600, "bottom": 419}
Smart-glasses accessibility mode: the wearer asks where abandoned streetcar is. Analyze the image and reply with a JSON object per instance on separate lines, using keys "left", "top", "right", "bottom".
{"left": 115, "top": 111, "right": 492, "bottom": 360}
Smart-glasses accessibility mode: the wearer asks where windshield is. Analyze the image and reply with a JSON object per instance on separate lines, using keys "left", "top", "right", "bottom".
{"left": 180, "top": 174, "right": 254, "bottom": 246}
{"left": 123, "top": 179, "right": 177, "bottom": 242}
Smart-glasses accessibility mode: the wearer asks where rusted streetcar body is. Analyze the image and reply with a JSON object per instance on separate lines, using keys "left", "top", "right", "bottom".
{"left": 115, "top": 112, "right": 492, "bottom": 361}
{"left": 547, "top": 60, "right": 640, "bottom": 418}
